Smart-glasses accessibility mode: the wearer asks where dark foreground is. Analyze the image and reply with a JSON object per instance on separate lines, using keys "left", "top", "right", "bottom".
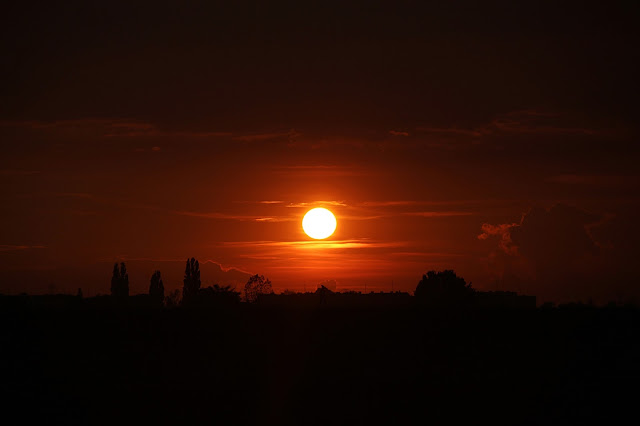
{"left": 2, "top": 305, "right": 639, "bottom": 425}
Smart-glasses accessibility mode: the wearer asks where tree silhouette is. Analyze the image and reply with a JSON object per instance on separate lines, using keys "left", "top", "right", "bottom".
{"left": 315, "top": 285, "right": 334, "bottom": 305}
{"left": 415, "top": 270, "right": 474, "bottom": 305}
{"left": 182, "top": 258, "right": 201, "bottom": 306}
{"left": 196, "top": 284, "right": 241, "bottom": 306}
{"left": 165, "top": 289, "right": 181, "bottom": 308}
{"left": 110, "top": 262, "right": 129, "bottom": 300}
{"left": 149, "top": 270, "right": 164, "bottom": 304}
{"left": 244, "top": 274, "right": 273, "bottom": 303}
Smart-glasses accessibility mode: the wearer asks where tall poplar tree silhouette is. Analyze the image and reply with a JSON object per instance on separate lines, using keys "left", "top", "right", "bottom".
{"left": 182, "top": 258, "right": 201, "bottom": 306}
{"left": 149, "top": 270, "right": 164, "bottom": 304}
{"left": 110, "top": 262, "right": 129, "bottom": 299}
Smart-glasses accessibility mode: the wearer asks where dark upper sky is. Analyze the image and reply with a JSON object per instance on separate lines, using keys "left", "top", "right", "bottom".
{"left": 1, "top": 1, "right": 639, "bottom": 303}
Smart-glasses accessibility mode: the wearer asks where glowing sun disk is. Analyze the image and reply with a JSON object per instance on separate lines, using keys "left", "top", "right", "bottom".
{"left": 302, "top": 208, "right": 337, "bottom": 239}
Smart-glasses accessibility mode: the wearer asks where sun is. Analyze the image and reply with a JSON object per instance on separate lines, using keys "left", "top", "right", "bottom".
{"left": 302, "top": 208, "right": 337, "bottom": 239}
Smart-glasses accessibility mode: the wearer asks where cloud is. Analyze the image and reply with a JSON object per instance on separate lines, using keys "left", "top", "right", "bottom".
{"left": 415, "top": 110, "right": 603, "bottom": 143}
{"left": 273, "top": 165, "right": 368, "bottom": 177}
{"left": 358, "top": 199, "right": 493, "bottom": 208}
{"left": 173, "top": 210, "right": 294, "bottom": 222}
{"left": 403, "top": 211, "right": 474, "bottom": 218}
{"left": 0, "top": 244, "right": 46, "bottom": 252}
{"left": 89, "top": 258, "right": 253, "bottom": 292}
{"left": 0, "top": 118, "right": 240, "bottom": 140}
{"left": 0, "top": 170, "right": 40, "bottom": 176}
{"left": 510, "top": 205, "right": 600, "bottom": 264}
{"left": 221, "top": 239, "right": 408, "bottom": 250}
{"left": 389, "top": 251, "right": 466, "bottom": 258}
{"left": 232, "top": 129, "right": 301, "bottom": 142}
{"left": 415, "top": 127, "right": 482, "bottom": 137}
{"left": 53, "top": 192, "right": 94, "bottom": 199}
{"left": 254, "top": 217, "right": 288, "bottom": 222}
{"left": 481, "top": 205, "right": 600, "bottom": 262}
{"left": 134, "top": 146, "right": 162, "bottom": 152}
{"left": 360, "top": 201, "right": 422, "bottom": 207}
{"left": 546, "top": 174, "right": 634, "bottom": 186}
{"left": 478, "top": 223, "right": 519, "bottom": 254}
{"left": 389, "top": 130, "right": 410, "bottom": 136}
{"left": 487, "top": 110, "right": 595, "bottom": 135}
{"left": 0, "top": 118, "right": 161, "bottom": 137}
{"left": 339, "top": 215, "right": 384, "bottom": 221}
{"left": 286, "top": 200, "right": 348, "bottom": 208}
{"left": 478, "top": 204, "right": 621, "bottom": 303}
{"left": 232, "top": 200, "right": 284, "bottom": 205}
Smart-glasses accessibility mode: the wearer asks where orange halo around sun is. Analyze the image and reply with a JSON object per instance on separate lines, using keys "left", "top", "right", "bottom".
{"left": 302, "top": 208, "right": 337, "bottom": 239}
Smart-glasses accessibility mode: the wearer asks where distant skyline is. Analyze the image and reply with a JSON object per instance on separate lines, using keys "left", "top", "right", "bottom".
{"left": 1, "top": 2, "right": 639, "bottom": 303}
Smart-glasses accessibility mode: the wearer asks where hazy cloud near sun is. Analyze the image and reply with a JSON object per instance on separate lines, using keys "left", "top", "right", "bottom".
{"left": 286, "top": 201, "right": 348, "bottom": 208}
{"left": 173, "top": 210, "right": 295, "bottom": 222}
{"left": 478, "top": 204, "right": 640, "bottom": 303}
{"left": 480, "top": 204, "right": 601, "bottom": 261}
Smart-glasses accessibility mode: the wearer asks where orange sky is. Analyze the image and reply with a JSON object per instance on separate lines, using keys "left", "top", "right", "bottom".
{"left": 1, "top": 2, "right": 639, "bottom": 303}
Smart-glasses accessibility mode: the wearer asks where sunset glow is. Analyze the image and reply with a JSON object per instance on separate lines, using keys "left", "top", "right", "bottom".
{"left": 0, "top": 2, "right": 638, "bottom": 305}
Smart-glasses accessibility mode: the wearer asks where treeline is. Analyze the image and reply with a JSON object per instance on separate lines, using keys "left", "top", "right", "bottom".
{"left": 0, "top": 262, "right": 540, "bottom": 308}
{"left": 109, "top": 257, "right": 273, "bottom": 307}
{"left": 105, "top": 262, "right": 536, "bottom": 308}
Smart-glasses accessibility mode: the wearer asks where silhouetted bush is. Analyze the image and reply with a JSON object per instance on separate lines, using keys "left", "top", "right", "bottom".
{"left": 110, "top": 262, "right": 129, "bottom": 300}
{"left": 244, "top": 274, "right": 272, "bottom": 303}
{"left": 415, "top": 270, "right": 474, "bottom": 305}
{"left": 191, "top": 284, "right": 241, "bottom": 307}
{"left": 165, "top": 289, "right": 181, "bottom": 308}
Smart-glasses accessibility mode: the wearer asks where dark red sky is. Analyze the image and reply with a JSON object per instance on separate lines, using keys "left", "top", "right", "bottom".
{"left": 1, "top": 1, "right": 639, "bottom": 303}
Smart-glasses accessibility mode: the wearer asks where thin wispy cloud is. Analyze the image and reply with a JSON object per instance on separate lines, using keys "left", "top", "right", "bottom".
{"left": 53, "top": 192, "right": 94, "bottom": 199}
{"left": 102, "top": 257, "right": 254, "bottom": 278}
{"left": 286, "top": 200, "right": 348, "bottom": 208}
{"left": 360, "top": 201, "right": 424, "bottom": 207}
{"left": 0, "top": 169, "right": 40, "bottom": 176}
{"left": 254, "top": 217, "right": 287, "bottom": 222}
{"left": 415, "top": 127, "right": 483, "bottom": 137}
{"left": 221, "top": 239, "right": 408, "bottom": 250}
{"left": 173, "top": 210, "right": 295, "bottom": 222}
{"left": 0, "top": 244, "right": 46, "bottom": 251}
{"left": 389, "top": 251, "right": 467, "bottom": 258}
{"left": 339, "top": 215, "right": 384, "bottom": 221}
{"left": 416, "top": 110, "right": 600, "bottom": 141}
{"left": 232, "top": 129, "right": 300, "bottom": 142}
{"left": 232, "top": 200, "right": 284, "bottom": 205}
{"left": 273, "top": 165, "right": 369, "bottom": 177}
{"left": 359, "top": 200, "right": 487, "bottom": 207}
{"left": 546, "top": 174, "right": 636, "bottom": 186}
{"left": 402, "top": 211, "right": 474, "bottom": 217}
